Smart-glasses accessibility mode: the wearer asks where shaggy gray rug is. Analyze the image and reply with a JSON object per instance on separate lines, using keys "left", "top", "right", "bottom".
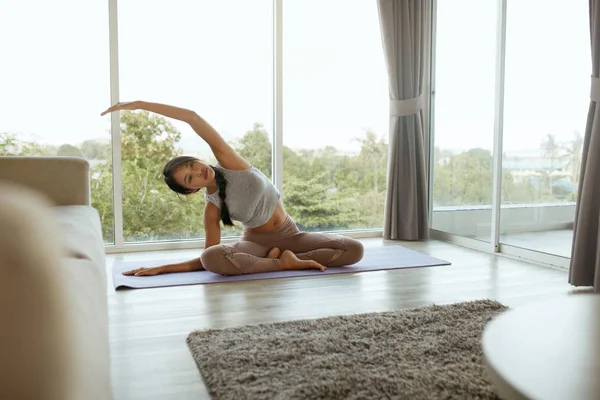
{"left": 187, "top": 300, "right": 507, "bottom": 400}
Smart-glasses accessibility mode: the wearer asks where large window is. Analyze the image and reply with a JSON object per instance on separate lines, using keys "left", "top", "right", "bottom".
{"left": 431, "top": 0, "right": 497, "bottom": 241}
{"left": 0, "top": 0, "right": 114, "bottom": 243}
{"left": 5, "top": 1, "right": 590, "bottom": 259}
{"left": 118, "top": 0, "right": 273, "bottom": 242}
{"left": 500, "top": 0, "right": 589, "bottom": 257}
{"left": 432, "top": 0, "right": 591, "bottom": 262}
{"left": 2, "top": 0, "right": 388, "bottom": 249}
{"left": 282, "top": 0, "right": 389, "bottom": 232}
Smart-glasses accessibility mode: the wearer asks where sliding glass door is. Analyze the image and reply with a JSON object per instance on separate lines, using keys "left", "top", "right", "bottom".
{"left": 432, "top": 0, "right": 591, "bottom": 263}
{"left": 431, "top": 0, "right": 498, "bottom": 243}
{"left": 500, "top": 0, "right": 589, "bottom": 258}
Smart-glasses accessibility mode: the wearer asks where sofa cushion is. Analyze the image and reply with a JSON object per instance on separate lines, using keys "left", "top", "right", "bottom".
{"left": 0, "top": 182, "right": 113, "bottom": 400}
{"left": 54, "top": 206, "right": 106, "bottom": 281}
{"left": 1, "top": 181, "right": 73, "bottom": 399}
{"left": 60, "top": 258, "right": 111, "bottom": 400}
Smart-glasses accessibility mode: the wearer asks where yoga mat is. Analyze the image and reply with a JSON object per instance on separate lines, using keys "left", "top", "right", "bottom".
{"left": 111, "top": 245, "right": 451, "bottom": 290}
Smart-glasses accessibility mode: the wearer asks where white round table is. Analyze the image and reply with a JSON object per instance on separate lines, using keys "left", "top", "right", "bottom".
{"left": 482, "top": 294, "right": 600, "bottom": 400}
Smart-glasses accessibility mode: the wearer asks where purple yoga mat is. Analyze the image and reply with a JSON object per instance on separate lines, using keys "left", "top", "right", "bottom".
{"left": 111, "top": 245, "right": 450, "bottom": 290}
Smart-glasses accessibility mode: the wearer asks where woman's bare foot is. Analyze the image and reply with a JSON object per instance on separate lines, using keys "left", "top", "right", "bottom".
{"left": 266, "top": 247, "right": 281, "bottom": 259}
{"left": 278, "top": 250, "right": 326, "bottom": 272}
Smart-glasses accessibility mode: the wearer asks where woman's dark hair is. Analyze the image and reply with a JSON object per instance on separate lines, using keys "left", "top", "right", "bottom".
{"left": 162, "top": 156, "right": 234, "bottom": 226}
{"left": 212, "top": 167, "right": 234, "bottom": 226}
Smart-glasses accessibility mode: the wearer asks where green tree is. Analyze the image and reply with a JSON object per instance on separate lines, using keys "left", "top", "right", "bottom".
{"left": 283, "top": 145, "right": 309, "bottom": 174}
{"left": 117, "top": 111, "right": 206, "bottom": 241}
{"left": 90, "top": 159, "right": 115, "bottom": 242}
{"left": 1, "top": 121, "right": 398, "bottom": 239}
{"left": 301, "top": 147, "right": 345, "bottom": 189}
{"left": 0, "top": 132, "right": 19, "bottom": 155}
{"left": 564, "top": 131, "right": 583, "bottom": 185}
{"left": 279, "top": 130, "right": 388, "bottom": 230}
{"left": 354, "top": 131, "right": 387, "bottom": 194}
{"left": 282, "top": 173, "right": 346, "bottom": 230}
{"left": 233, "top": 123, "right": 272, "bottom": 178}
{"left": 540, "top": 133, "right": 561, "bottom": 194}
{"left": 89, "top": 110, "right": 207, "bottom": 242}
{"left": 433, "top": 148, "right": 493, "bottom": 206}
{"left": 501, "top": 168, "right": 537, "bottom": 204}
{"left": 432, "top": 142, "right": 570, "bottom": 207}
{"left": 0, "top": 132, "right": 47, "bottom": 156}
{"left": 81, "top": 139, "right": 110, "bottom": 160}
{"left": 541, "top": 133, "right": 561, "bottom": 166}
{"left": 57, "top": 144, "right": 83, "bottom": 157}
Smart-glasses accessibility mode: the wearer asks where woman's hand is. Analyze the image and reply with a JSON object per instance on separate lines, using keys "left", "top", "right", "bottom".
{"left": 123, "top": 266, "right": 163, "bottom": 277}
{"left": 100, "top": 101, "right": 142, "bottom": 116}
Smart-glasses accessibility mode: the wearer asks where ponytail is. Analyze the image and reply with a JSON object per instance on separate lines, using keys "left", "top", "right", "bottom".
{"left": 211, "top": 166, "right": 234, "bottom": 226}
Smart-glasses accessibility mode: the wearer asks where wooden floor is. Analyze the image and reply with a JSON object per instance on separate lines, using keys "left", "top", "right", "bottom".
{"left": 105, "top": 238, "right": 580, "bottom": 400}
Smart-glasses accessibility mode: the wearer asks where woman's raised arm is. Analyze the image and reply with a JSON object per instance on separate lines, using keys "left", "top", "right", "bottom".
{"left": 101, "top": 101, "right": 250, "bottom": 170}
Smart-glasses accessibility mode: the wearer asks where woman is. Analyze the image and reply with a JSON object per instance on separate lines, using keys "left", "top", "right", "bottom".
{"left": 101, "top": 101, "right": 364, "bottom": 276}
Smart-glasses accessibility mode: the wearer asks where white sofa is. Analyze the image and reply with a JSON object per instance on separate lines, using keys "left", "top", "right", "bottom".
{"left": 0, "top": 157, "right": 112, "bottom": 400}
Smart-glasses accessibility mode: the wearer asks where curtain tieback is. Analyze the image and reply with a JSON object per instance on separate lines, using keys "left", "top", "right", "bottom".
{"left": 591, "top": 76, "right": 600, "bottom": 102}
{"left": 390, "top": 94, "right": 424, "bottom": 117}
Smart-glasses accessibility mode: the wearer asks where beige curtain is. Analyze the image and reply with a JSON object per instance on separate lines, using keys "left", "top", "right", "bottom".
{"left": 377, "top": 0, "right": 429, "bottom": 240}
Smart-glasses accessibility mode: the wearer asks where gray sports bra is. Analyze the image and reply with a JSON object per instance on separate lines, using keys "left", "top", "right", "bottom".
{"left": 204, "top": 164, "right": 281, "bottom": 228}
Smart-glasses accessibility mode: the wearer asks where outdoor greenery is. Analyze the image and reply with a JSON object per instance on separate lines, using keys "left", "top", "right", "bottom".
{"left": 1, "top": 112, "right": 581, "bottom": 243}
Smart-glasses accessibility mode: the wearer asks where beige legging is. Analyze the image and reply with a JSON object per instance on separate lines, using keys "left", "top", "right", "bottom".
{"left": 200, "top": 215, "right": 364, "bottom": 275}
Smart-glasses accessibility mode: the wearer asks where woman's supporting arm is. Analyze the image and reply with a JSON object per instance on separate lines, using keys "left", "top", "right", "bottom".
{"left": 158, "top": 257, "right": 205, "bottom": 273}
{"left": 122, "top": 257, "right": 204, "bottom": 276}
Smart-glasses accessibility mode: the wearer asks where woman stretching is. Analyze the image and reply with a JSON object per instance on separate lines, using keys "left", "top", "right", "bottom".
{"left": 101, "top": 101, "right": 364, "bottom": 277}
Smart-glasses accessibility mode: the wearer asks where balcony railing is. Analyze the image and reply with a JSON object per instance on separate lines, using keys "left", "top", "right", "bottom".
{"left": 432, "top": 202, "right": 575, "bottom": 238}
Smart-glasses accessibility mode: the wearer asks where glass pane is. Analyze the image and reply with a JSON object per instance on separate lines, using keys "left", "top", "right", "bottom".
{"left": 0, "top": 0, "right": 114, "bottom": 244}
{"left": 119, "top": 0, "right": 273, "bottom": 242}
{"left": 283, "top": 0, "right": 388, "bottom": 232}
{"left": 500, "top": 0, "right": 589, "bottom": 257}
{"left": 432, "top": 0, "right": 497, "bottom": 241}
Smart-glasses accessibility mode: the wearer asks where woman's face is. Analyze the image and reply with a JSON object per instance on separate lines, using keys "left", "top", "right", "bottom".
{"left": 173, "top": 159, "right": 214, "bottom": 192}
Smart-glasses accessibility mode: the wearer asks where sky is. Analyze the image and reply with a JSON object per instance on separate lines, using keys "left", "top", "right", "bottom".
{"left": 0, "top": 0, "right": 591, "bottom": 157}
{"left": 435, "top": 0, "right": 590, "bottom": 155}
